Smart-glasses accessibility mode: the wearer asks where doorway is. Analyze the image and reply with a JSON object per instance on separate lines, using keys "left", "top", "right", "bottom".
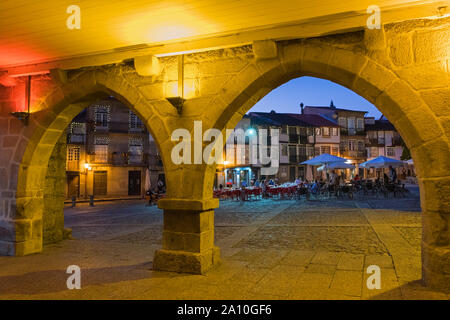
{"left": 128, "top": 170, "right": 141, "bottom": 196}
{"left": 93, "top": 171, "right": 107, "bottom": 196}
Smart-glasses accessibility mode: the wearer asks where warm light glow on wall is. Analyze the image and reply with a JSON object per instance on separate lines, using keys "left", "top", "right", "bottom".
{"left": 114, "top": 4, "right": 219, "bottom": 44}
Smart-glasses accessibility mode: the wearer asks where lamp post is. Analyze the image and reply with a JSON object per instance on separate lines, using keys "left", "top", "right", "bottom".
{"left": 84, "top": 163, "right": 91, "bottom": 199}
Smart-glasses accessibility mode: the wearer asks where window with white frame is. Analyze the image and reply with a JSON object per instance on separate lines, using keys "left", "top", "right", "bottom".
{"left": 338, "top": 117, "right": 347, "bottom": 128}
{"left": 315, "top": 127, "right": 321, "bottom": 136}
{"left": 332, "top": 127, "right": 338, "bottom": 136}
{"left": 94, "top": 105, "right": 110, "bottom": 128}
{"left": 322, "top": 127, "right": 330, "bottom": 136}
{"left": 67, "top": 146, "right": 80, "bottom": 161}
{"left": 348, "top": 140, "right": 356, "bottom": 151}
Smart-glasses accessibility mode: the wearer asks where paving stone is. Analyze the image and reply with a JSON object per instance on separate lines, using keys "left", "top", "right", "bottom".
{"left": 279, "top": 250, "right": 315, "bottom": 266}
{"left": 304, "top": 264, "right": 336, "bottom": 275}
{"left": 364, "top": 254, "right": 394, "bottom": 269}
{"left": 330, "top": 270, "right": 363, "bottom": 297}
{"left": 337, "top": 253, "right": 365, "bottom": 271}
{"left": 311, "top": 251, "right": 342, "bottom": 265}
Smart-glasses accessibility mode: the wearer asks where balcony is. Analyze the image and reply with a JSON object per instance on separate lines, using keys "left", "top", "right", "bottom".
{"left": 66, "top": 161, "right": 80, "bottom": 171}
{"left": 341, "top": 128, "right": 365, "bottom": 136}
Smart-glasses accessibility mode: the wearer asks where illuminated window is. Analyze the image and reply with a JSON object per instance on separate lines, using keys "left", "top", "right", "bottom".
{"left": 67, "top": 147, "right": 80, "bottom": 161}
{"left": 94, "top": 145, "right": 108, "bottom": 163}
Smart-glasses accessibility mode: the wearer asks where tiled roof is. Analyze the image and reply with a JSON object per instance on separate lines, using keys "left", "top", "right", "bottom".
{"left": 365, "top": 120, "right": 396, "bottom": 131}
{"left": 303, "top": 106, "right": 368, "bottom": 114}
{"left": 248, "top": 112, "right": 339, "bottom": 127}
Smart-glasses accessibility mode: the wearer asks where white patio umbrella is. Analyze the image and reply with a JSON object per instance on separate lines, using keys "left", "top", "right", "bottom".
{"left": 360, "top": 156, "right": 404, "bottom": 169}
{"left": 301, "top": 153, "right": 349, "bottom": 180}
{"left": 300, "top": 153, "right": 348, "bottom": 166}
{"left": 144, "top": 168, "right": 151, "bottom": 191}
{"left": 317, "top": 162, "right": 355, "bottom": 171}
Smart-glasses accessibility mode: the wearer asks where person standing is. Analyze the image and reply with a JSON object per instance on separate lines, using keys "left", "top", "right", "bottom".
{"left": 389, "top": 165, "right": 397, "bottom": 183}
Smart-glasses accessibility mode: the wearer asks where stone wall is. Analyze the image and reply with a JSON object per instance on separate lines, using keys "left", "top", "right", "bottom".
{"left": 43, "top": 133, "right": 66, "bottom": 244}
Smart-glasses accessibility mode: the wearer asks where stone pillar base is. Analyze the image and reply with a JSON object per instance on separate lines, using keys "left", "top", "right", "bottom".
{"left": 153, "top": 246, "right": 220, "bottom": 274}
{"left": 422, "top": 243, "right": 450, "bottom": 292}
{"left": 0, "top": 239, "right": 42, "bottom": 256}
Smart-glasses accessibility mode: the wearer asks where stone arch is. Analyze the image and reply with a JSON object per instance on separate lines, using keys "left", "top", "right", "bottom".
{"left": 11, "top": 69, "right": 170, "bottom": 256}
{"left": 207, "top": 38, "right": 449, "bottom": 289}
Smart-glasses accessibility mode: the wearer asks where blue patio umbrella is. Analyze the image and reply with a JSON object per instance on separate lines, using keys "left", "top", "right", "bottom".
{"left": 360, "top": 156, "right": 405, "bottom": 169}
{"left": 300, "top": 153, "right": 348, "bottom": 166}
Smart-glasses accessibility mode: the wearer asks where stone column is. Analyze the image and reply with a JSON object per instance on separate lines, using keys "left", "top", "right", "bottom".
{"left": 153, "top": 198, "right": 220, "bottom": 274}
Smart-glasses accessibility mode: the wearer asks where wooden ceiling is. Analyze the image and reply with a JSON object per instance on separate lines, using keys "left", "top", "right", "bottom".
{"left": 0, "top": 0, "right": 446, "bottom": 70}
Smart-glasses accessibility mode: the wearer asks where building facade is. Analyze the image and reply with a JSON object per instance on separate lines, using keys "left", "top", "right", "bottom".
{"left": 65, "top": 98, "right": 164, "bottom": 199}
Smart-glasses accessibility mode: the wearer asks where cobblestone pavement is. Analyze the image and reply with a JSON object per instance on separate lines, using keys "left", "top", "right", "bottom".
{"left": 0, "top": 186, "right": 448, "bottom": 300}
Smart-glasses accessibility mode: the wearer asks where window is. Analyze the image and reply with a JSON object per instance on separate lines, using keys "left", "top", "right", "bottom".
{"left": 94, "top": 105, "right": 110, "bottom": 127}
{"left": 371, "top": 147, "right": 378, "bottom": 157}
{"left": 307, "top": 127, "right": 314, "bottom": 136}
{"left": 314, "top": 147, "right": 320, "bottom": 156}
{"left": 94, "top": 135, "right": 109, "bottom": 145}
{"left": 340, "top": 141, "right": 347, "bottom": 152}
{"left": 298, "top": 146, "right": 306, "bottom": 156}
{"left": 281, "top": 126, "right": 287, "bottom": 134}
{"left": 331, "top": 147, "right": 339, "bottom": 156}
{"left": 129, "top": 146, "right": 143, "bottom": 164}
{"left": 315, "top": 128, "right": 321, "bottom": 136}
{"left": 338, "top": 117, "right": 347, "bottom": 128}
{"left": 281, "top": 144, "right": 288, "bottom": 157}
{"left": 357, "top": 118, "right": 364, "bottom": 130}
{"left": 332, "top": 127, "right": 338, "bottom": 136}
{"left": 321, "top": 146, "right": 330, "bottom": 154}
{"left": 129, "top": 111, "right": 143, "bottom": 130}
{"left": 348, "top": 140, "right": 356, "bottom": 151}
{"left": 358, "top": 141, "right": 365, "bottom": 151}
{"left": 322, "top": 127, "right": 330, "bottom": 136}
{"left": 67, "top": 147, "right": 80, "bottom": 161}
{"left": 387, "top": 147, "right": 395, "bottom": 157}
{"left": 307, "top": 146, "right": 314, "bottom": 156}
{"left": 347, "top": 118, "right": 355, "bottom": 135}
{"left": 94, "top": 145, "right": 108, "bottom": 163}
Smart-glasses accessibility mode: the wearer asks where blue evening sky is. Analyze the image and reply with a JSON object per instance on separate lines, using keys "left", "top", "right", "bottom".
{"left": 248, "top": 76, "right": 383, "bottom": 119}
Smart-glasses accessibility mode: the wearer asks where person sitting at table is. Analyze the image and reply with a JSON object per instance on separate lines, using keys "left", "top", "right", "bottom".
{"left": 261, "top": 180, "right": 268, "bottom": 197}
{"left": 354, "top": 174, "right": 360, "bottom": 181}
{"left": 268, "top": 179, "right": 275, "bottom": 186}
{"left": 295, "top": 177, "right": 301, "bottom": 185}
{"left": 310, "top": 180, "right": 319, "bottom": 194}
{"left": 255, "top": 180, "right": 260, "bottom": 187}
